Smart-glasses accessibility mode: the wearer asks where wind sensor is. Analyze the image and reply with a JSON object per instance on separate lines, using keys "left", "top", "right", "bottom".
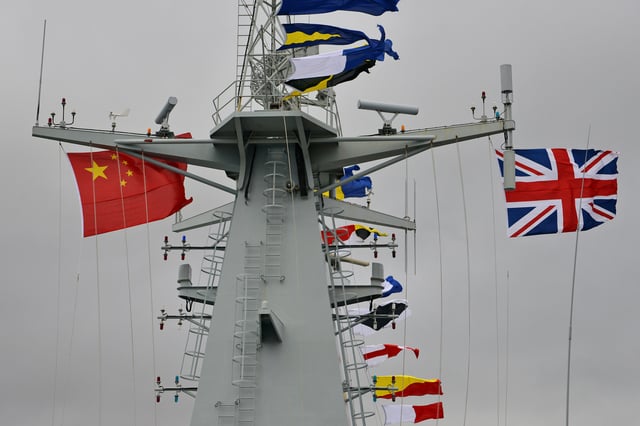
{"left": 109, "top": 108, "right": 130, "bottom": 132}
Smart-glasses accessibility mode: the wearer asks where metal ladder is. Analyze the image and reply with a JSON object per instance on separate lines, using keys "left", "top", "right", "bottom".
{"left": 236, "top": 0, "right": 256, "bottom": 104}
{"left": 320, "top": 206, "right": 374, "bottom": 426}
{"left": 180, "top": 211, "right": 231, "bottom": 385}
{"left": 261, "top": 148, "right": 287, "bottom": 283}
{"left": 230, "top": 242, "right": 262, "bottom": 426}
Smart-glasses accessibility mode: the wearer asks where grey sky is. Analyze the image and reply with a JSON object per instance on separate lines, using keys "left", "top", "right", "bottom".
{"left": 2, "top": 1, "right": 639, "bottom": 425}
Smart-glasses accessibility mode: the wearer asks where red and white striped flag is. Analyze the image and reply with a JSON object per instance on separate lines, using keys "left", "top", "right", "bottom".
{"left": 382, "top": 402, "right": 444, "bottom": 424}
{"left": 360, "top": 344, "right": 420, "bottom": 367}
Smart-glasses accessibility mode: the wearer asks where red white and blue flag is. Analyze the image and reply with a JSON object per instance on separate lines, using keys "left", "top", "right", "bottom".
{"left": 496, "top": 148, "right": 618, "bottom": 237}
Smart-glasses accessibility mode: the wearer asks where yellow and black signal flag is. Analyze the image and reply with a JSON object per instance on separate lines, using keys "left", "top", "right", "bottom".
{"left": 285, "top": 61, "right": 375, "bottom": 99}
{"left": 284, "top": 25, "right": 398, "bottom": 98}
{"left": 279, "top": 23, "right": 372, "bottom": 50}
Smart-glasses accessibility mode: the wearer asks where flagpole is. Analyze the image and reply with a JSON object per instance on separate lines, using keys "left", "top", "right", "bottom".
{"left": 565, "top": 125, "right": 592, "bottom": 426}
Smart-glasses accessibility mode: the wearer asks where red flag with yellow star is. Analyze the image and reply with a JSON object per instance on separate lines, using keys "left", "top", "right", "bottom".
{"left": 67, "top": 150, "right": 192, "bottom": 237}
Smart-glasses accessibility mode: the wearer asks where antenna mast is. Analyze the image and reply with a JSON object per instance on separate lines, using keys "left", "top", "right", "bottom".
{"left": 35, "top": 19, "right": 47, "bottom": 126}
{"left": 211, "top": 1, "right": 341, "bottom": 130}
{"left": 235, "top": 0, "right": 287, "bottom": 109}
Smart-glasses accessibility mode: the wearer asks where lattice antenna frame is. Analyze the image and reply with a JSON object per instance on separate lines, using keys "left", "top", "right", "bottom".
{"left": 208, "top": 0, "right": 341, "bottom": 132}
{"left": 236, "top": 0, "right": 290, "bottom": 109}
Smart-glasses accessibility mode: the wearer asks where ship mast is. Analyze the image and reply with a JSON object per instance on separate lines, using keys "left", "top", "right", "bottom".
{"left": 32, "top": 3, "right": 516, "bottom": 425}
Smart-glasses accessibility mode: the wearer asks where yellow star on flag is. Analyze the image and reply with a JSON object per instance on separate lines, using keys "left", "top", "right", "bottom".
{"left": 120, "top": 179, "right": 127, "bottom": 187}
{"left": 85, "top": 161, "right": 108, "bottom": 181}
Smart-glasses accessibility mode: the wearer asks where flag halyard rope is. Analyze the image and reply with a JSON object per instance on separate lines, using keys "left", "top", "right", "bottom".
{"left": 455, "top": 144, "right": 472, "bottom": 426}
{"left": 114, "top": 147, "right": 139, "bottom": 426}
{"left": 430, "top": 145, "right": 445, "bottom": 426}
{"left": 565, "top": 126, "right": 592, "bottom": 426}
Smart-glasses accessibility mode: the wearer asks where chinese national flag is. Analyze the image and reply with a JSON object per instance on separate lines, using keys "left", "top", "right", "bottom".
{"left": 67, "top": 150, "right": 192, "bottom": 237}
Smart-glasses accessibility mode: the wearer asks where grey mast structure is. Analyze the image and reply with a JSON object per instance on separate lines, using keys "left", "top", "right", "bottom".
{"left": 32, "top": 2, "right": 516, "bottom": 425}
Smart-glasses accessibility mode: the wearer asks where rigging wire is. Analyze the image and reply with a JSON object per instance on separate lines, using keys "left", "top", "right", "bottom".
{"left": 140, "top": 150, "right": 160, "bottom": 426}
{"left": 413, "top": 179, "right": 417, "bottom": 276}
{"left": 430, "top": 145, "right": 445, "bottom": 426}
{"left": 487, "top": 138, "right": 501, "bottom": 426}
{"left": 504, "top": 271, "right": 511, "bottom": 426}
{"left": 88, "top": 147, "right": 104, "bottom": 426}
{"left": 490, "top": 139, "right": 513, "bottom": 426}
{"left": 566, "top": 126, "right": 592, "bottom": 426}
{"left": 281, "top": 116, "right": 296, "bottom": 205}
{"left": 281, "top": 115, "right": 309, "bottom": 422}
{"left": 456, "top": 144, "right": 472, "bottom": 426}
{"left": 398, "top": 150, "right": 411, "bottom": 425}
{"left": 115, "top": 148, "right": 138, "bottom": 426}
{"left": 404, "top": 148, "right": 409, "bottom": 273}
{"left": 55, "top": 144, "right": 83, "bottom": 426}
{"left": 51, "top": 143, "right": 63, "bottom": 426}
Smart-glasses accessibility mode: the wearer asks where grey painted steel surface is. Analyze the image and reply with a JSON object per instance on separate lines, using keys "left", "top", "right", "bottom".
{"left": 179, "top": 284, "right": 384, "bottom": 308}
{"left": 309, "top": 120, "right": 514, "bottom": 172}
{"left": 321, "top": 198, "right": 416, "bottom": 231}
{"left": 31, "top": 126, "right": 241, "bottom": 172}
{"left": 32, "top": 114, "right": 513, "bottom": 180}
{"left": 189, "top": 145, "right": 349, "bottom": 426}
{"left": 172, "top": 202, "right": 235, "bottom": 232}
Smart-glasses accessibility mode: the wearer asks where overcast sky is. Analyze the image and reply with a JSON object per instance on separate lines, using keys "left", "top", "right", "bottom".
{"left": 2, "top": 1, "right": 639, "bottom": 425}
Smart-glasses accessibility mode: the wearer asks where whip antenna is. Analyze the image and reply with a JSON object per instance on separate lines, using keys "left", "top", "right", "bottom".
{"left": 35, "top": 19, "right": 47, "bottom": 126}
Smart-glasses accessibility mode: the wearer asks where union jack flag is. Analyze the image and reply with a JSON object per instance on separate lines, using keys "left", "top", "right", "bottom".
{"left": 496, "top": 148, "right": 618, "bottom": 237}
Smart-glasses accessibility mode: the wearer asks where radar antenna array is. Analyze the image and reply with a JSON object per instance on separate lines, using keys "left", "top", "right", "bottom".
{"left": 358, "top": 100, "right": 419, "bottom": 135}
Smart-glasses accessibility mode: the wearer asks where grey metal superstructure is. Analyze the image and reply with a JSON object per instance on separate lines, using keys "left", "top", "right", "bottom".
{"left": 32, "top": 2, "right": 516, "bottom": 425}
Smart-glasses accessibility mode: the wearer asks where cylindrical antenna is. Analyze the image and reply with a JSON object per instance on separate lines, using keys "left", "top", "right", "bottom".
{"left": 500, "top": 64, "right": 513, "bottom": 94}
{"left": 177, "top": 264, "right": 192, "bottom": 286}
{"left": 357, "top": 100, "right": 419, "bottom": 115}
{"left": 500, "top": 64, "right": 516, "bottom": 190}
{"left": 502, "top": 149, "right": 516, "bottom": 190}
{"left": 155, "top": 96, "right": 178, "bottom": 125}
{"left": 370, "top": 262, "right": 384, "bottom": 285}
{"left": 35, "top": 19, "right": 47, "bottom": 126}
